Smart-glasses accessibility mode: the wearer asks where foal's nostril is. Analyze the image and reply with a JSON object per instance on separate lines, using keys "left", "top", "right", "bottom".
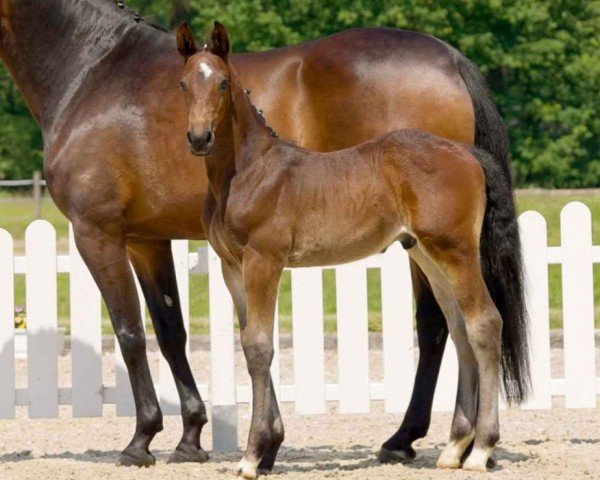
{"left": 187, "top": 131, "right": 194, "bottom": 144}
{"left": 204, "top": 130, "right": 213, "bottom": 144}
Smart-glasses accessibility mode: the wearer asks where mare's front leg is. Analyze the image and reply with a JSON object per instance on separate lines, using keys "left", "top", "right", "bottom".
{"left": 127, "top": 239, "right": 208, "bottom": 463}
{"left": 224, "top": 250, "right": 283, "bottom": 479}
{"left": 379, "top": 262, "right": 448, "bottom": 463}
{"left": 72, "top": 221, "right": 162, "bottom": 466}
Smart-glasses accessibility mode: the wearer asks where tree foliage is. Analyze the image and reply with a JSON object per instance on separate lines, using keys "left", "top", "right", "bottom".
{"left": 0, "top": 0, "right": 598, "bottom": 187}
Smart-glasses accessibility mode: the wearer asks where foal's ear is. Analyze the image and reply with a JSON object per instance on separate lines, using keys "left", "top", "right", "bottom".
{"left": 210, "top": 21, "right": 230, "bottom": 61}
{"left": 176, "top": 22, "right": 197, "bottom": 62}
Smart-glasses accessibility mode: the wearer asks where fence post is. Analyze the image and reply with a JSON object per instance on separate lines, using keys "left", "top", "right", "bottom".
{"left": 291, "top": 268, "right": 326, "bottom": 414}
{"left": 336, "top": 260, "right": 370, "bottom": 413}
{"left": 381, "top": 244, "right": 415, "bottom": 413}
{"left": 561, "top": 202, "right": 596, "bottom": 408}
{"left": 26, "top": 220, "right": 59, "bottom": 418}
{"left": 208, "top": 246, "right": 238, "bottom": 452}
{"left": 33, "top": 171, "right": 42, "bottom": 219}
{"left": 520, "top": 211, "right": 551, "bottom": 410}
{"left": 0, "top": 229, "right": 15, "bottom": 418}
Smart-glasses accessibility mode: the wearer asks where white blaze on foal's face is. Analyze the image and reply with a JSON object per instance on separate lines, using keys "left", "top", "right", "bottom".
{"left": 199, "top": 62, "right": 213, "bottom": 79}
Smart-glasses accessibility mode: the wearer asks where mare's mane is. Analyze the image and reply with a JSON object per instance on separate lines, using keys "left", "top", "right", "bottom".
{"left": 89, "top": 0, "right": 170, "bottom": 32}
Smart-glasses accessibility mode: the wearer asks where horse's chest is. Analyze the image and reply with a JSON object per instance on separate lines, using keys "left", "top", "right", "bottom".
{"left": 206, "top": 213, "right": 244, "bottom": 266}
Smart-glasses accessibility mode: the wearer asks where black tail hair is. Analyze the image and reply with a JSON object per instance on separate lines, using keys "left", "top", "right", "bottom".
{"left": 457, "top": 53, "right": 531, "bottom": 403}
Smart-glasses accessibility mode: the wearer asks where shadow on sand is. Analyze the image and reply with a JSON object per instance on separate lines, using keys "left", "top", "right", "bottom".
{"left": 0, "top": 443, "right": 533, "bottom": 475}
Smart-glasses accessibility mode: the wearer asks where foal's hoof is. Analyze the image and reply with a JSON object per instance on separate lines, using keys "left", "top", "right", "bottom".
{"left": 168, "top": 444, "right": 210, "bottom": 464}
{"left": 117, "top": 448, "right": 156, "bottom": 467}
{"left": 462, "top": 447, "right": 493, "bottom": 472}
{"left": 235, "top": 457, "right": 259, "bottom": 479}
{"left": 377, "top": 446, "right": 416, "bottom": 464}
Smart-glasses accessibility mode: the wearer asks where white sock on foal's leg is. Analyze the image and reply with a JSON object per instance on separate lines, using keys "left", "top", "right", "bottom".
{"left": 437, "top": 432, "right": 476, "bottom": 469}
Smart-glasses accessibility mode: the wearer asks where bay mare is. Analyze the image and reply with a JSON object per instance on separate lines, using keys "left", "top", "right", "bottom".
{"left": 0, "top": 0, "right": 528, "bottom": 468}
{"left": 177, "top": 23, "right": 526, "bottom": 477}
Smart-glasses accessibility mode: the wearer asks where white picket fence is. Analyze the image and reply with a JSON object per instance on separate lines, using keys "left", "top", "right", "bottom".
{"left": 0, "top": 201, "right": 598, "bottom": 451}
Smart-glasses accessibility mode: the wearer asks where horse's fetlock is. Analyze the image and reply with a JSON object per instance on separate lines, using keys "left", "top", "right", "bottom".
{"left": 451, "top": 417, "right": 474, "bottom": 441}
{"left": 187, "top": 407, "right": 208, "bottom": 428}
{"left": 482, "top": 431, "right": 500, "bottom": 448}
{"left": 271, "top": 418, "right": 285, "bottom": 445}
{"left": 140, "top": 408, "right": 163, "bottom": 435}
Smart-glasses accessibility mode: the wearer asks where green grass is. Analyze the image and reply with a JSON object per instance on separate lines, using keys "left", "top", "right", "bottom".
{"left": 2, "top": 190, "right": 600, "bottom": 333}
{"left": 516, "top": 190, "right": 600, "bottom": 328}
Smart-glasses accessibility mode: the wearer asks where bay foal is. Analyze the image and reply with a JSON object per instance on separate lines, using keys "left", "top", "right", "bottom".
{"left": 178, "top": 23, "right": 513, "bottom": 478}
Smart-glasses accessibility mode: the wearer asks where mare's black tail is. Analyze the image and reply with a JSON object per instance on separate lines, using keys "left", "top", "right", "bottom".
{"left": 457, "top": 53, "right": 530, "bottom": 403}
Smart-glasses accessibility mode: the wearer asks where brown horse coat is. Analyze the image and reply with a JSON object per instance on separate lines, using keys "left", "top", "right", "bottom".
{"left": 178, "top": 22, "right": 504, "bottom": 478}
{"left": 1, "top": 0, "right": 527, "bottom": 470}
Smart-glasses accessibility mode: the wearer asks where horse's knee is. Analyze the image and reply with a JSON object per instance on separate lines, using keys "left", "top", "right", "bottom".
{"left": 156, "top": 327, "right": 187, "bottom": 364}
{"left": 116, "top": 327, "right": 147, "bottom": 363}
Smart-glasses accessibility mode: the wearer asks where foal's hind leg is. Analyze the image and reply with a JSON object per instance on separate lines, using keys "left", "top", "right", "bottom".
{"left": 222, "top": 260, "right": 284, "bottom": 478}
{"left": 408, "top": 247, "right": 479, "bottom": 469}
{"left": 128, "top": 240, "right": 208, "bottom": 464}
{"left": 379, "top": 262, "right": 448, "bottom": 463}
{"left": 452, "top": 272, "right": 501, "bottom": 471}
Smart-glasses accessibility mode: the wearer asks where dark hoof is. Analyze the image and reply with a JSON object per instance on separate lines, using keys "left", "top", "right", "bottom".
{"left": 377, "top": 446, "right": 416, "bottom": 464}
{"left": 168, "top": 444, "right": 210, "bottom": 464}
{"left": 487, "top": 456, "right": 497, "bottom": 469}
{"left": 117, "top": 449, "right": 156, "bottom": 467}
{"left": 257, "top": 467, "right": 273, "bottom": 476}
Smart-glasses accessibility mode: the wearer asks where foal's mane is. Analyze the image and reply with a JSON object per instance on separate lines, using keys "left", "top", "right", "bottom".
{"left": 227, "top": 61, "right": 292, "bottom": 145}
{"left": 247, "top": 101, "right": 280, "bottom": 140}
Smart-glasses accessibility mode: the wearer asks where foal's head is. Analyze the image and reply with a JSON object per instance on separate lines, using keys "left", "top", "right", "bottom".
{"left": 177, "top": 22, "right": 232, "bottom": 156}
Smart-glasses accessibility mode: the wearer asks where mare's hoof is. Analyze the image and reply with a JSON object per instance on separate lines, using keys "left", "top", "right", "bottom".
{"left": 377, "top": 446, "right": 416, "bottom": 464}
{"left": 117, "top": 449, "right": 156, "bottom": 467}
{"left": 168, "top": 444, "right": 210, "bottom": 463}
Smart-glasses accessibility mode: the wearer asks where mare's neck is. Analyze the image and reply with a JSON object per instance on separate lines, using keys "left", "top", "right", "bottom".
{"left": 0, "top": 0, "right": 145, "bottom": 131}
{"left": 205, "top": 67, "right": 277, "bottom": 200}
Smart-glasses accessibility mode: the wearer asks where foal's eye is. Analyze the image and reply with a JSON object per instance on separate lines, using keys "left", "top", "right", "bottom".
{"left": 179, "top": 79, "right": 187, "bottom": 92}
{"left": 219, "top": 80, "right": 230, "bottom": 92}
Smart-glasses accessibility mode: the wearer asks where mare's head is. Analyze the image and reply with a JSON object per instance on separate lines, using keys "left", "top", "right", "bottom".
{"left": 177, "top": 21, "right": 231, "bottom": 156}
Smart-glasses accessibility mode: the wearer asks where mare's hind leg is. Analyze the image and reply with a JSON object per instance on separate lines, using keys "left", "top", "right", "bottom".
{"left": 72, "top": 221, "right": 162, "bottom": 467}
{"left": 221, "top": 261, "right": 284, "bottom": 478}
{"left": 127, "top": 239, "right": 208, "bottom": 464}
{"left": 379, "top": 262, "right": 448, "bottom": 463}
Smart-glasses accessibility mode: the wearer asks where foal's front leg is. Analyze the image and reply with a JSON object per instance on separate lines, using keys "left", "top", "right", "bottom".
{"left": 228, "top": 250, "right": 283, "bottom": 479}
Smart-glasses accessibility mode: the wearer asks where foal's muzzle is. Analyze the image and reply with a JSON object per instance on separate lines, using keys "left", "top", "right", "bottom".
{"left": 188, "top": 129, "right": 214, "bottom": 156}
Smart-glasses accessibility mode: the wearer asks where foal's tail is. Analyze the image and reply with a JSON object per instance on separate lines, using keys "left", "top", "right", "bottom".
{"left": 457, "top": 53, "right": 531, "bottom": 404}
